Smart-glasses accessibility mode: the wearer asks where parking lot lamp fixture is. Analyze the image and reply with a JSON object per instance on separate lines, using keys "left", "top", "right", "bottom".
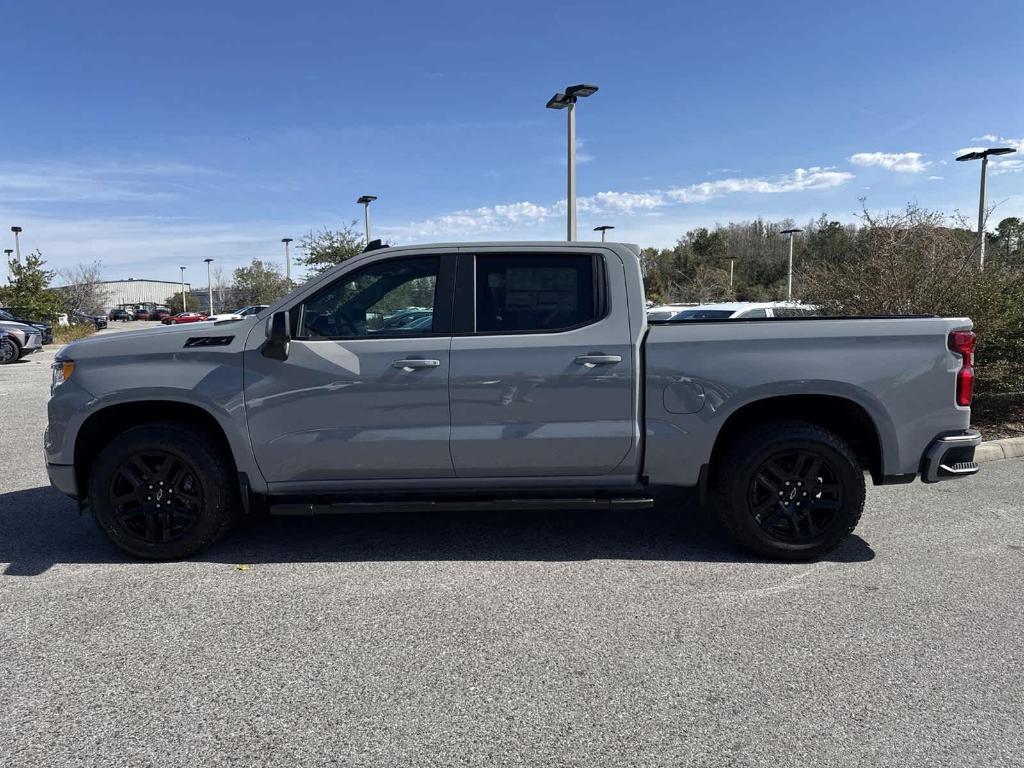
{"left": 180, "top": 266, "right": 187, "bottom": 312}
{"left": 357, "top": 196, "right": 377, "bottom": 243}
{"left": 956, "top": 147, "right": 1017, "bottom": 270}
{"left": 593, "top": 225, "right": 614, "bottom": 242}
{"left": 780, "top": 228, "right": 802, "bottom": 301}
{"left": 10, "top": 226, "right": 22, "bottom": 264}
{"left": 204, "top": 258, "right": 214, "bottom": 314}
{"left": 281, "top": 238, "right": 293, "bottom": 283}
{"left": 546, "top": 84, "right": 599, "bottom": 241}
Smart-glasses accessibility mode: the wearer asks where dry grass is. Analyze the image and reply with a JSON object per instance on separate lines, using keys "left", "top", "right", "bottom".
{"left": 51, "top": 324, "right": 96, "bottom": 345}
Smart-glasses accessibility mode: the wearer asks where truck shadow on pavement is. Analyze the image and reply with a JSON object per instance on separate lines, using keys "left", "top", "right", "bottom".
{"left": 0, "top": 485, "right": 875, "bottom": 576}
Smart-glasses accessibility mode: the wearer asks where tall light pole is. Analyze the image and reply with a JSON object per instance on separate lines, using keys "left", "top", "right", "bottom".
{"left": 204, "top": 258, "right": 214, "bottom": 314}
{"left": 3, "top": 249, "right": 12, "bottom": 283}
{"left": 546, "top": 84, "right": 599, "bottom": 241}
{"left": 727, "top": 257, "right": 736, "bottom": 290}
{"left": 956, "top": 147, "right": 1017, "bottom": 270}
{"left": 281, "top": 237, "right": 293, "bottom": 283}
{"left": 179, "top": 266, "right": 187, "bottom": 312}
{"left": 357, "top": 195, "right": 377, "bottom": 244}
{"left": 780, "top": 228, "right": 802, "bottom": 301}
{"left": 10, "top": 226, "right": 22, "bottom": 264}
{"left": 593, "top": 225, "right": 614, "bottom": 242}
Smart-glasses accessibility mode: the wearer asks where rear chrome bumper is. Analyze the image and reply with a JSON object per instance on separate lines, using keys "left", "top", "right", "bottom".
{"left": 921, "top": 430, "right": 983, "bottom": 483}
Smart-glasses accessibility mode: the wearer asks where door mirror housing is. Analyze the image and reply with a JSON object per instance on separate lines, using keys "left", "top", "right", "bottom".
{"left": 262, "top": 310, "right": 291, "bottom": 360}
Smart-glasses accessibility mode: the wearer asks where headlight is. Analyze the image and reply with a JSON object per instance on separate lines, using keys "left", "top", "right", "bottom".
{"left": 52, "top": 360, "right": 75, "bottom": 389}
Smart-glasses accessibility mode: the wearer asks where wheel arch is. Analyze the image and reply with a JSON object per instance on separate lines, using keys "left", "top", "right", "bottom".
{"left": 708, "top": 394, "right": 886, "bottom": 484}
{"left": 74, "top": 400, "right": 240, "bottom": 500}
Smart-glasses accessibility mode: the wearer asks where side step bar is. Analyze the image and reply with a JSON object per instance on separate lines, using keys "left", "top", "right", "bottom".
{"left": 271, "top": 496, "right": 655, "bottom": 516}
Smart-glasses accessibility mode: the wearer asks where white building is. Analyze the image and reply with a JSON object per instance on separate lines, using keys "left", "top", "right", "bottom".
{"left": 95, "top": 279, "right": 191, "bottom": 312}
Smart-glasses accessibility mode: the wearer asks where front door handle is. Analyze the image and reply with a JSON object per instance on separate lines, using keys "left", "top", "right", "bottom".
{"left": 392, "top": 358, "right": 441, "bottom": 369}
{"left": 574, "top": 354, "right": 622, "bottom": 366}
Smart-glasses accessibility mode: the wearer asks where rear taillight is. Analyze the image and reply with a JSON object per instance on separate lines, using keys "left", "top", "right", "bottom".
{"left": 949, "top": 330, "right": 976, "bottom": 407}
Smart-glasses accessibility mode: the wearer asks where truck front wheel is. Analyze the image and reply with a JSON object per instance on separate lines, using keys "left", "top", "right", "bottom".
{"left": 715, "top": 422, "right": 866, "bottom": 560}
{"left": 89, "top": 423, "right": 239, "bottom": 560}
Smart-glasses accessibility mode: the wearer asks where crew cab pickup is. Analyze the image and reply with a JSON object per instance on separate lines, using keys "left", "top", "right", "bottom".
{"left": 45, "top": 242, "right": 982, "bottom": 561}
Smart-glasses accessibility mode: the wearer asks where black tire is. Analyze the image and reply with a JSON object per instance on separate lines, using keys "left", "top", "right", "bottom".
{"left": 89, "top": 423, "right": 239, "bottom": 560}
{"left": 0, "top": 336, "right": 19, "bottom": 364}
{"left": 714, "top": 421, "right": 866, "bottom": 561}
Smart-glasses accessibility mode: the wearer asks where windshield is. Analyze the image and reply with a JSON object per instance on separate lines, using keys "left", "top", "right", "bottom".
{"left": 0, "top": 309, "right": 12, "bottom": 321}
{"left": 671, "top": 309, "right": 736, "bottom": 320}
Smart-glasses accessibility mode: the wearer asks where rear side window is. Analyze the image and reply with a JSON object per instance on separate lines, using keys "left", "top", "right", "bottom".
{"left": 737, "top": 308, "right": 768, "bottom": 318}
{"left": 474, "top": 254, "right": 598, "bottom": 333}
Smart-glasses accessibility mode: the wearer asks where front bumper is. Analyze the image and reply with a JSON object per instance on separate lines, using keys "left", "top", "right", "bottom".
{"left": 47, "top": 463, "right": 79, "bottom": 498}
{"left": 22, "top": 333, "right": 43, "bottom": 352}
{"left": 921, "top": 430, "right": 983, "bottom": 483}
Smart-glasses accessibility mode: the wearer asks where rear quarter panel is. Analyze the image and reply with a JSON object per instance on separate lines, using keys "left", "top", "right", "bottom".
{"left": 644, "top": 317, "right": 973, "bottom": 485}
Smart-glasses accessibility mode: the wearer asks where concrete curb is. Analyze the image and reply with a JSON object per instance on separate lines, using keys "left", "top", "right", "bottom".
{"left": 975, "top": 437, "right": 1024, "bottom": 463}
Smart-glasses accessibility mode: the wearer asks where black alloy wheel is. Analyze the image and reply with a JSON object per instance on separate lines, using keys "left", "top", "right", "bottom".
{"left": 108, "top": 452, "right": 204, "bottom": 544}
{"left": 748, "top": 449, "right": 843, "bottom": 543}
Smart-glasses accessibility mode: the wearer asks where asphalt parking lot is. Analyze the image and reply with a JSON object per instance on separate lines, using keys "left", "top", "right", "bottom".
{"left": 1, "top": 326, "right": 1022, "bottom": 767}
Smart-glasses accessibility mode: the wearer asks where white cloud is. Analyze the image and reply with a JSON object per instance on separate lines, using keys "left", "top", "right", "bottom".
{"left": 991, "top": 159, "right": 1024, "bottom": 176}
{"left": 971, "top": 134, "right": 1024, "bottom": 150}
{"left": 928, "top": 175, "right": 944, "bottom": 181}
{"left": 666, "top": 167, "right": 854, "bottom": 202}
{"left": 0, "top": 161, "right": 222, "bottom": 204}
{"left": 383, "top": 167, "right": 855, "bottom": 240}
{"left": 848, "top": 152, "right": 931, "bottom": 173}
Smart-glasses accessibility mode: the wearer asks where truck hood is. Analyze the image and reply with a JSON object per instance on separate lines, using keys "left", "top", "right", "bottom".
{"left": 58, "top": 317, "right": 260, "bottom": 360}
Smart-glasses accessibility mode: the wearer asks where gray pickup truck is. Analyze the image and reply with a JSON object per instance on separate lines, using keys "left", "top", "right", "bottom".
{"left": 45, "top": 242, "right": 981, "bottom": 561}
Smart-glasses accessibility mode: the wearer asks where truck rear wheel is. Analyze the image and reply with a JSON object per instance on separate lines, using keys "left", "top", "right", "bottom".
{"left": 715, "top": 422, "right": 865, "bottom": 560}
{"left": 89, "top": 423, "right": 238, "bottom": 560}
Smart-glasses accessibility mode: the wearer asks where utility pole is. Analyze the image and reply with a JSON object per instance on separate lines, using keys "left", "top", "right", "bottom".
{"left": 180, "top": 266, "right": 187, "bottom": 312}
{"left": 281, "top": 238, "right": 293, "bottom": 283}
{"left": 10, "top": 226, "right": 22, "bottom": 264}
{"left": 357, "top": 196, "right": 377, "bottom": 243}
{"left": 780, "top": 228, "right": 802, "bottom": 301}
{"left": 546, "top": 84, "right": 599, "bottom": 241}
{"left": 204, "top": 258, "right": 214, "bottom": 314}
{"left": 3, "top": 249, "right": 12, "bottom": 283}
{"left": 956, "top": 146, "right": 1017, "bottom": 270}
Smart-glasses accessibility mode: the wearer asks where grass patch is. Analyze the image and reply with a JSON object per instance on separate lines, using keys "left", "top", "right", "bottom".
{"left": 51, "top": 324, "right": 97, "bottom": 345}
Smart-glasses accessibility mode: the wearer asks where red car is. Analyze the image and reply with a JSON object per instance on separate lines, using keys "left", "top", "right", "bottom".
{"left": 151, "top": 309, "right": 173, "bottom": 322}
{"left": 134, "top": 309, "right": 151, "bottom": 321}
{"left": 163, "top": 312, "right": 209, "bottom": 324}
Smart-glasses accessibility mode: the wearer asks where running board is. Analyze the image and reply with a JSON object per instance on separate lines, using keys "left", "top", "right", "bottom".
{"left": 270, "top": 496, "right": 655, "bottom": 516}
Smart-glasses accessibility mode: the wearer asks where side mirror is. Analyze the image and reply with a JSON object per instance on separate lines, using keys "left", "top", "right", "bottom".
{"left": 262, "top": 310, "right": 291, "bottom": 360}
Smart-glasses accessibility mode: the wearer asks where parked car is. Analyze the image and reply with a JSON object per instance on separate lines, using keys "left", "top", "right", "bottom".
{"left": 108, "top": 308, "right": 134, "bottom": 321}
{"left": 206, "top": 305, "right": 269, "bottom": 322}
{"left": 0, "top": 319, "right": 44, "bottom": 362}
{"left": 47, "top": 242, "right": 980, "bottom": 562}
{"left": 646, "top": 303, "right": 697, "bottom": 321}
{"left": 72, "top": 311, "right": 108, "bottom": 330}
{"left": 133, "top": 309, "right": 151, "bottom": 321}
{"left": 0, "top": 329, "right": 15, "bottom": 364}
{"left": 665, "top": 302, "right": 819, "bottom": 320}
{"left": 163, "top": 312, "right": 209, "bottom": 325}
{"left": 150, "top": 308, "right": 173, "bottom": 322}
{"left": 0, "top": 307, "right": 53, "bottom": 344}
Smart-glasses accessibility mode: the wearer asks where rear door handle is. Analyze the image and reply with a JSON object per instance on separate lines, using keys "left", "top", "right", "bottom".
{"left": 392, "top": 358, "right": 441, "bottom": 369}
{"left": 574, "top": 354, "right": 622, "bottom": 366}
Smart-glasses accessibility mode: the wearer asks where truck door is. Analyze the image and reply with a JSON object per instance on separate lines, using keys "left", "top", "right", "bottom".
{"left": 448, "top": 250, "right": 635, "bottom": 477}
{"left": 243, "top": 254, "right": 455, "bottom": 485}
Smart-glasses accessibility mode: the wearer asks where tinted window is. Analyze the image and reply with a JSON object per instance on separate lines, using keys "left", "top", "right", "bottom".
{"left": 671, "top": 309, "right": 735, "bottom": 320}
{"left": 474, "top": 254, "right": 597, "bottom": 333}
{"left": 738, "top": 308, "right": 768, "bottom": 318}
{"left": 647, "top": 310, "right": 675, "bottom": 321}
{"left": 296, "top": 256, "right": 439, "bottom": 339}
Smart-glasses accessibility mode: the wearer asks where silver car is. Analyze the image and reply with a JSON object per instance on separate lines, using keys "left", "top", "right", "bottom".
{"left": 0, "top": 320, "right": 44, "bottom": 363}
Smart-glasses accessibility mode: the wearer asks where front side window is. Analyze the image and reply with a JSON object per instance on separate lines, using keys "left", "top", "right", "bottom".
{"left": 474, "top": 254, "right": 597, "bottom": 333}
{"left": 296, "top": 256, "right": 439, "bottom": 339}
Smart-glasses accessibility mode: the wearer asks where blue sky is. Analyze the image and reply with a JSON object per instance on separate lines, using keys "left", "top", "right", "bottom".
{"left": 2, "top": 0, "right": 1022, "bottom": 283}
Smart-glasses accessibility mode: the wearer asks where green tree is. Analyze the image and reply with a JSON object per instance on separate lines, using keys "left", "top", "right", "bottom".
{"left": 164, "top": 292, "right": 187, "bottom": 314}
{"left": 0, "top": 250, "right": 62, "bottom": 320}
{"left": 233, "top": 259, "right": 291, "bottom": 306}
{"left": 298, "top": 222, "right": 366, "bottom": 277}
